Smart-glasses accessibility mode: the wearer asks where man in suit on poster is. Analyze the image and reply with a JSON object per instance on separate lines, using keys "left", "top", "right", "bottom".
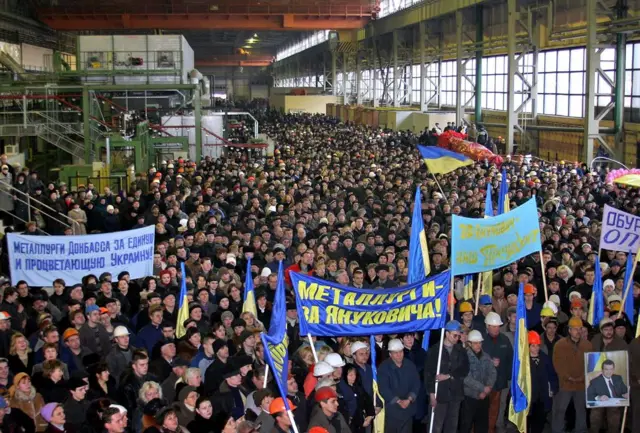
{"left": 587, "top": 359, "right": 629, "bottom": 402}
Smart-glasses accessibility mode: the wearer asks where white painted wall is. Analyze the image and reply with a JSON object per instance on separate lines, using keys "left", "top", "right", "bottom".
{"left": 21, "top": 43, "right": 52, "bottom": 71}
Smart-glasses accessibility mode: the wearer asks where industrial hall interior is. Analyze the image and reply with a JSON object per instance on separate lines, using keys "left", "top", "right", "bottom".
{"left": 0, "top": 2, "right": 639, "bottom": 433}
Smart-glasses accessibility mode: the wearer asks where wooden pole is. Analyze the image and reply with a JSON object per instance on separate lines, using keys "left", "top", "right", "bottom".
{"left": 620, "top": 406, "right": 627, "bottom": 433}
{"left": 263, "top": 364, "right": 269, "bottom": 389}
{"left": 539, "top": 250, "right": 549, "bottom": 302}
{"left": 617, "top": 247, "right": 639, "bottom": 320}
{"left": 474, "top": 273, "right": 483, "bottom": 315}
{"left": 432, "top": 173, "right": 447, "bottom": 199}
{"left": 307, "top": 333, "right": 319, "bottom": 363}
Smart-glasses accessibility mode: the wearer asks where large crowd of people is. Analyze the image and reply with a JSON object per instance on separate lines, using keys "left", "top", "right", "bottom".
{"left": 0, "top": 107, "right": 636, "bottom": 433}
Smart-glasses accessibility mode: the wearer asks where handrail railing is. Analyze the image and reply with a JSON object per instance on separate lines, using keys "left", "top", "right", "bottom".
{"left": 1, "top": 183, "right": 80, "bottom": 234}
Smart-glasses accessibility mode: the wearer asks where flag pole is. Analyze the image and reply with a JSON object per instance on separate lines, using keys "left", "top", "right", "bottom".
{"left": 432, "top": 275, "right": 454, "bottom": 433}
{"left": 287, "top": 410, "right": 300, "bottom": 433}
{"left": 474, "top": 274, "right": 482, "bottom": 315}
{"left": 431, "top": 173, "right": 447, "bottom": 199}
{"left": 307, "top": 333, "right": 319, "bottom": 363}
{"left": 263, "top": 364, "right": 270, "bottom": 389}
{"left": 620, "top": 407, "right": 627, "bottom": 433}
{"left": 539, "top": 250, "right": 549, "bottom": 302}
{"left": 428, "top": 327, "right": 446, "bottom": 433}
{"left": 617, "top": 246, "right": 639, "bottom": 319}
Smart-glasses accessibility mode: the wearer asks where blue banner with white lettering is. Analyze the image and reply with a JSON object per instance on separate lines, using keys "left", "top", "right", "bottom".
{"left": 450, "top": 198, "right": 541, "bottom": 276}
{"left": 7, "top": 226, "right": 155, "bottom": 286}
{"left": 291, "top": 271, "right": 450, "bottom": 336}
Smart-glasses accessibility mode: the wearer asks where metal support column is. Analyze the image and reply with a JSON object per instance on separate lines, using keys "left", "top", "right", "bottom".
{"left": 614, "top": 0, "right": 628, "bottom": 158}
{"left": 82, "top": 87, "right": 91, "bottom": 163}
{"left": 455, "top": 10, "right": 464, "bottom": 126}
{"left": 506, "top": 0, "right": 517, "bottom": 154}
{"left": 475, "top": 5, "right": 483, "bottom": 123}
{"left": 331, "top": 52, "right": 337, "bottom": 96}
{"left": 393, "top": 30, "right": 400, "bottom": 107}
{"left": 356, "top": 51, "right": 362, "bottom": 105}
{"left": 194, "top": 87, "right": 202, "bottom": 161}
{"left": 584, "top": 0, "right": 617, "bottom": 163}
{"left": 342, "top": 52, "right": 348, "bottom": 98}
{"left": 419, "top": 21, "right": 427, "bottom": 112}
{"left": 438, "top": 37, "right": 444, "bottom": 109}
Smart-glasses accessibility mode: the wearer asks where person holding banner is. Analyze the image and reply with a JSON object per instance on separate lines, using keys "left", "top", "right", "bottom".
{"left": 376, "top": 339, "right": 420, "bottom": 433}
{"left": 424, "top": 321, "right": 469, "bottom": 433}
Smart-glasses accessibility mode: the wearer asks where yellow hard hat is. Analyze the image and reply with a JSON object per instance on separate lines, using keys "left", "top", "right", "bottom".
{"left": 540, "top": 307, "right": 555, "bottom": 317}
{"left": 459, "top": 302, "right": 473, "bottom": 314}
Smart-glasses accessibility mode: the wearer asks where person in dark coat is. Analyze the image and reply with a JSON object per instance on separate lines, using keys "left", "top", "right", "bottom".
{"left": 62, "top": 377, "right": 90, "bottom": 432}
{"left": 186, "top": 396, "right": 215, "bottom": 433}
{"left": 38, "top": 360, "right": 68, "bottom": 403}
{"left": 337, "top": 364, "right": 374, "bottom": 433}
{"left": 424, "top": 321, "right": 470, "bottom": 433}
{"left": 210, "top": 364, "right": 248, "bottom": 420}
{"left": 527, "top": 332, "right": 558, "bottom": 433}
{"left": 0, "top": 395, "right": 35, "bottom": 433}
{"left": 377, "top": 339, "right": 421, "bottom": 433}
{"left": 203, "top": 340, "right": 230, "bottom": 396}
{"left": 117, "top": 350, "right": 157, "bottom": 412}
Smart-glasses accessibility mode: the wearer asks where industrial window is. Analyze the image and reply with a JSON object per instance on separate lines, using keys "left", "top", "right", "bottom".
{"left": 412, "top": 64, "right": 421, "bottom": 103}
{"left": 482, "top": 55, "right": 508, "bottom": 111}
{"left": 539, "top": 48, "right": 586, "bottom": 118}
{"left": 624, "top": 42, "right": 640, "bottom": 122}
{"left": 276, "top": 30, "right": 330, "bottom": 62}
{"left": 378, "top": 0, "right": 424, "bottom": 18}
{"left": 441, "top": 60, "right": 457, "bottom": 107}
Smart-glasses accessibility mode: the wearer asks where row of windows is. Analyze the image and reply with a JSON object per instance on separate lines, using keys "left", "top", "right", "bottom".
{"left": 378, "top": 0, "right": 424, "bottom": 18}
{"left": 276, "top": 43, "right": 640, "bottom": 121}
{"left": 275, "top": 31, "right": 330, "bottom": 62}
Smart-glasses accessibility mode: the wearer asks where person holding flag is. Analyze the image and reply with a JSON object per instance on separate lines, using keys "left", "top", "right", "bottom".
{"left": 243, "top": 257, "right": 258, "bottom": 318}
{"left": 260, "top": 261, "right": 299, "bottom": 433}
{"left": 508, "top": 283, "right": 531, "bottom": 433}
{"left": 551, "top": 316, "right": 592, "bottom": 433}
{"left": 526, "top": 331, "right": 557, "bottom": 433}
{"left": 176, "top": 262, "right": 190, "bottom": 339}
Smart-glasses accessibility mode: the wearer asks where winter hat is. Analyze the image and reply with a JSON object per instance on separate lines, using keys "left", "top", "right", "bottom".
{"left": 40, "top": 403, "right": 61, "bottom": 423}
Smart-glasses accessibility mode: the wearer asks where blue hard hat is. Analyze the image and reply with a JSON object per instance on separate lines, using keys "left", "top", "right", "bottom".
{"left": 445, "top": 320, "right": 462, "bottom": 332}
{"left": 479, "top": 295, "right": 493, "bottom": 305}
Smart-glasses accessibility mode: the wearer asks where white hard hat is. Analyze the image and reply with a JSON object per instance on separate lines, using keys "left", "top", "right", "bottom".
{"left": 351, "top": 341, "right": 369, "bottom": 354}
{"left": 109, "top": 404, "right": 127, "bottom": 413}
{"left": 568, "top": 291, "right": 582, "bottom": 300}
{"left": 543, "top": 301, "right": 559, "bottom": 315}
{"left": 261, "top": 268, "right": 272, "bottom": 277}
{"left": 607, "top": 294, "right": 622, "bottom": 304}
{"left": 468, "top": 330, "right": 484, "bottom": 342}
{"left": 113, "top": 326, "right": 130, "bottom": 338}
{"left": 167, "top": 164, "right": 174, "bottom": 169}
{"left": 325, "top": 353, "right": 346, "bottom": 368}
{"left": 603, "top": 279, "right": 615, "bottom": 288}
{"left": 549, "top": 294, "right": 561, "bottom": 307}
{"left": 313, "top": 361, "right": 335, "bottom": 377}
{"left": 484, "top": 312, "right": 503, "bottom": 326}
{"left": 388, "top": 338, "right": 404, "bottom": 352}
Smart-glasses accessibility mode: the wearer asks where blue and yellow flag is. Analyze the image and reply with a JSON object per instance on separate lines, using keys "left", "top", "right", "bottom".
{"left": 588, "top": 256, "right": 605, "bottom": 327}
{"left": 588, "top": 352, "right": 607, "bottom": 372}
{"left": 498, "top": 168, "right": 510, "bottom": 214}
{"left": 417, "top": 145, "right": 473, "bottom": 175}
{"left": 408, "top": 187, "right": 432, "bottom": 350}
{"left": 484, "top": 183, "right": 493, "bottom": 218}
{"left": 623, "top": 252, "right": 635, "bottom": 325}
{"left": 370, "top": 335, "right": 385, "bottom": 433}
{"left": 463, "top": 274, "right": 474, "bottom": 300}
{"left": 176, "top": 262, "right": 190, "bottom": 339}
{"left": 243, "top": 257, "right": 258, "bottom": 317}
{"left": 260, "top": 261, "right": 291, "bottom": 411}
{"left": 508, "top": 282, "right": 531, "bottom": 432}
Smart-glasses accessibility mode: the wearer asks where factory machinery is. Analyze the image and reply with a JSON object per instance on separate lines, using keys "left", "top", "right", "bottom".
{"left": 0, "top": 34, "right": 266, "bottom": 192}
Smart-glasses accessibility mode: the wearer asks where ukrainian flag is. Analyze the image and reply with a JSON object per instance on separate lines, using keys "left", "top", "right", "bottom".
{"left": 463, "top": 274, "right": 474, "bottom": 301}
{"left": 484, "top": 183, "right": 494, "bottom": 218}
{"left": 408, "top": 187, "right": 431, "bottom": 350}
{"left": 260, "top": 261, "right": 292, "bottom": 412}
{"left": 587, "top": 255, "right": 604, "bottom": 327}
{"left": 623, "top": 253, "right": 635, "bottom": 326}
{"left": 588, "top": 352, "right": 607, "bottom": 372}
{"left": 498, "top": 168, "right": 510, "bottom": 214}
{"left": 508, "top": 282, "right": 531, "bottom": 433}
{"left": 370, "top": 335, "right": 385, "bottom": 433}
{"left": 243, "top": 257, "right": 258, "bottom": 317}
{"left": 176, "top": 262, "right": 190, "bottom": 339}
{"left": 417, "top": 145, "right": 473, "bottom": 175}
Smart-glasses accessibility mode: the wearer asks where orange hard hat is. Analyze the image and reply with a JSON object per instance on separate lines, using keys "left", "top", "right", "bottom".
{"left": 528, "top": 331, "right": 541, "bottom": 345}
{"left": 269, "top": 397, "right": 296, "bottom": 414}
{"left": 309, "top": 428, "right": 330, "bottom": 433}
{"left": 62, "top": 328, "right": 79, "bottom": 341}
{"left": 571, "top": 299, "right": 583, "bottom": 309}
{"left": 523, "top": 284, "right": 536, "bottom": 295}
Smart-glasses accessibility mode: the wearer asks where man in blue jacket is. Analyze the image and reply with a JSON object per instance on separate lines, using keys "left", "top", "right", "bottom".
{"left": 378, "top": 338, "right": 420, "bottom": 433}
{"left": 137, "top": 305, "right": 164, "bottom": 353}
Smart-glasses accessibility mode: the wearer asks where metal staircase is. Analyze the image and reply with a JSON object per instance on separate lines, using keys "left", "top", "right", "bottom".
{"left": 30, "top": 111, "right": 87, "bottom": 159}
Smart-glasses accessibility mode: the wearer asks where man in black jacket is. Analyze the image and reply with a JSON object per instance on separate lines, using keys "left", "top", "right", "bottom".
{"left": 62, "top": 376, "right": 90, "bottom": 430}
{"left": 424, "top": 320, "right": 470, "bottom": 433}
{"left": 117, "top": 350, "right": 157, "bottom": 412}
